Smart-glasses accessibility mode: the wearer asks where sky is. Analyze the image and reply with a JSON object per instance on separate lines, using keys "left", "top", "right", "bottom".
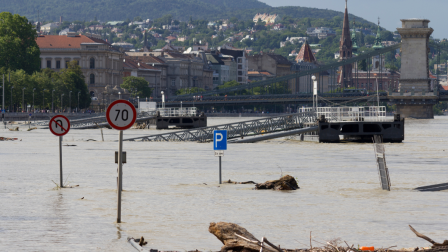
{"left": 258, "top": 0, "right": 447, "bottom": 39}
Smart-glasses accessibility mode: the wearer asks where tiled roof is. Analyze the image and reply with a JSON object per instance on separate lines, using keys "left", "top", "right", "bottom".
{"left": 248, "top": 71, "right": 274, "bottom": 76}
{"left": 206, "top": 54, "right": 223, "bottom": 65}
{"left": 36, "top": 35, "right": 109, "bottom": 49}
{"left": 123, "top": 58, "right": 160, "bottom": 70}
{"left": 267, "top": 54, "right": 291, "bottom": 65}
{"left": 442, "top": 85, "right": 448, "bottom": 91}
{"left": 125, "top": 55, "right": 166, "bottom": 64}
{"left": 295, "top": 42, "right": 316, "bottom": 63}
{"left": 260, "top": 71, "right": 274, "bottom": 76}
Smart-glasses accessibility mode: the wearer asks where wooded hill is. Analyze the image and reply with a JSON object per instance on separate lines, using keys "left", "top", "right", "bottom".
{"left": 3, "top": 0, "right": 373, "bottom": 26}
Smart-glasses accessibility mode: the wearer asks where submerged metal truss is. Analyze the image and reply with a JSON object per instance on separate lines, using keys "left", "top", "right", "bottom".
{"left": 123, "top": 112, "right": 316, "bottom": 142}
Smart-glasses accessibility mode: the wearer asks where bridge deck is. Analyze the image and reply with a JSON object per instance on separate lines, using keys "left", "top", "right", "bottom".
{"left": 123, "top": 112, "right": 316, "bottom": 142}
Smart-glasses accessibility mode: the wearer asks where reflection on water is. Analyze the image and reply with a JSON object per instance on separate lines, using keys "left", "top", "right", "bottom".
{"left": 0, "top": 117, "right": 447, "bottom": 251}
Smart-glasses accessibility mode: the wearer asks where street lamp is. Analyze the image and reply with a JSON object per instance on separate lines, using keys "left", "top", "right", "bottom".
{"left": 77, "top": 91, "right": 81, "bottom": 112}
{"left": 61, "top": 93, "right": 65, "bottom": 112}
{"left": 52, "top": 89, "right": 55, "bottom": 113}
{"left": 118, "top": 91, "right": 121, "bottom": 99}
{"left": 136, "top": 96, "right": 139, "bottom": 108}
{"left": 42, "top": 89, "right": 46, "bottom": 111}
{"left": 33, "top": 88, "right": 36, "bottom": 113}
{"left": 69, "top": 91, "right": 72, "bottom": 113}
{"left": 10, "top": 86, "right": 14, "bottom": 112}
{"left": 22, "top": 87, "right": 26, "bottom": 112}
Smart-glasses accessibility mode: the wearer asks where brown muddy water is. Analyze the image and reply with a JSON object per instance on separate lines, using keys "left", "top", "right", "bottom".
{"left": 0, "top": 117, "right": 447, "bottom": 251}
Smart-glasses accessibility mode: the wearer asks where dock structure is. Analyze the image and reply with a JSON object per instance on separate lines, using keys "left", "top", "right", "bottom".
{"left": 154, "top": 107, "right": 206, "bottom": 129}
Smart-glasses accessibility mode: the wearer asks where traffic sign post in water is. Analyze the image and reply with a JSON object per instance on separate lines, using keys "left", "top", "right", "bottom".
{"left": 214, "top": 130, "right": 227, "bottom": 184}
{"left": 106, "top": 99, "right": 136, "bottom": 224}
{"left": 49, "top": 115, "right": 71, "bottom": 188}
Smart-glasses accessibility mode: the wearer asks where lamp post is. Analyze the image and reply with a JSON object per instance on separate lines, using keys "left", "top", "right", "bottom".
{"left": 77, "top": 91, "right": 80, "bottom": 113}
{"left": 10, "top": 86, "right": 14, "bottom": 112}
{"left": 137, "top": 96, "right": 139, "bottom": 109}
{"left": 42, "top": 89, "right": 46, "bottom": 111}
{"left": 312, "top": 75, "right": 317, "bottom": 112}
{"left": 69, "top": 91, "right": 72, "bottom": 113}
{"left": 32, "top": 88, "right": 36, "bottom": 113}
{"left": 61, "top": 93, "right": 64, "bottom": 112}
{"left": 22, "top": 87, "right": 26, "bottom": 112}
{"left": 118, "top": 91, "right": 121, "bottom": 99}
{"left": 52, "top": 89, "right": 55, "bottom": 113}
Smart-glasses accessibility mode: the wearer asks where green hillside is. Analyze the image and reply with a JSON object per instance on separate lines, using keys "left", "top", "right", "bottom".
{"left": 3, "top": 0, "right": 374, "bottom": 27}
{"left": 0, "top": 0, "right": 270, "bottom": 22}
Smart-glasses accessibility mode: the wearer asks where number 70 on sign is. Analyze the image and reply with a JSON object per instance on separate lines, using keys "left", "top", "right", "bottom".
{"left": 106, "top": 100, "right": 137, "bottom": 131}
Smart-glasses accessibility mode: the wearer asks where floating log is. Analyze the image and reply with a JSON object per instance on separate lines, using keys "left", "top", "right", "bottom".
{"left": 224, "top": 179, "right": 257, "bottom": 184}
{"left": 209, "top": 222, "right": 278, "bottom": 252}
{"left": 255, "top": 175, "right": 299, "bottom": 190}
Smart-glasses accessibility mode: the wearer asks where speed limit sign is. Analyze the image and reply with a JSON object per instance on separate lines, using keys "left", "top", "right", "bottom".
{"left": 106, "top": 100, "right": 137, "bottom": 130}
{"left": 106, "top": 99, "right": 137, "bottom": 224}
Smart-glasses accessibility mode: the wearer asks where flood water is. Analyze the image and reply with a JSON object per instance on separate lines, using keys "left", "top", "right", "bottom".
{"left": 0, "top": 116, "right": 447, "bottom": 251}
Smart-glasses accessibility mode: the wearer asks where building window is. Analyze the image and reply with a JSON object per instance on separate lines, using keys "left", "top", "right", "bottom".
{"left": 238, "top": 65, "right": 242, "bottom": 69}
{"left": 238, "top": 71, "right": 242, "bottom": 76}
{"left": 65, "top": 61, "right": 69, "bottom": 68}
{"left": 47, "top": 60, "right": 51, "bottom": 68}
{"left": 238, "top": 58, "right": 242, "bottom": 63}
{"left": 90, "top": 74, "right": 95, "bottom": 84}
{"left": 171, "top": 79, "right": 175, "bottom": 86}
{"left": 238, "top": 77, "right": 242, "bottom": 82}
{"left": 90, "top": 58, "right": 95, "bottom": 69}
{"left": 56, "top": 60, "right": 61, "bottom": 69}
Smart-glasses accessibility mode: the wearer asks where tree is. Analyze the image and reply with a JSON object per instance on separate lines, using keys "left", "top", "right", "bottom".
{"left": 0, "top": 12, "right": 40, "bottom": 74}
{"left": 59, "top": 61, "right": 91, "bottom": 109}
{"left": 176, "top": 87, "right": 205, "bottom": 95}
{"left": 358, "top": 59, "right": 367, "bottom": 71}
{"left": 365, "top": 35, "right": 375, "bottom": 45}
{"left": 121, "top": 76, "right": 152, "bottom": 98}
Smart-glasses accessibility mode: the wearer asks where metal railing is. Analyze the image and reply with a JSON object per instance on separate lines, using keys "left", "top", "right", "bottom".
{"left": 299, "top": 106, "right": 386, "bottom": 122}
{"left": 157, "top": 107, "right": 198, "bottom": 117}
{"left": 123, "top": 112, "right": 316, "bottom": 142}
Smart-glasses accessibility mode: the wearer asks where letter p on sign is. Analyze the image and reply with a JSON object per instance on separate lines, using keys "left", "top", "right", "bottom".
{"left": 213, "top": 130, "right": 227, "bottom": 150}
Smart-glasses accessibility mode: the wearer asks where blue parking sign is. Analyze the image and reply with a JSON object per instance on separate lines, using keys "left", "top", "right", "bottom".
{"left": 213, "top": 130, "right": 227, "bottom": 150}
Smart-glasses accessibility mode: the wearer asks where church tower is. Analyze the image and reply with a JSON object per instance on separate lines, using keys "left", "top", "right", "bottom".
{"left": 372, "top": 18, "right": 385, "bottom": 72}
{"left": 339, "top": 0, "right": 353, "bottom": 88}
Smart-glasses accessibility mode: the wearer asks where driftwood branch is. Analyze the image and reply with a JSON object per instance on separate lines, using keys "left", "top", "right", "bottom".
{"left": 409, "top": 225, "right": 448, "bottom": 248}
{"left": 234, "top": 234, "right": 282, "bottom": 252}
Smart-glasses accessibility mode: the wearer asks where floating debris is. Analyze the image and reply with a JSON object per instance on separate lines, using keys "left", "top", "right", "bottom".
{"left": 0, "top": 137, "right": 19, "bottom": 141}
{"left": 255, "top": 175, "right": 299, "bottom": 190}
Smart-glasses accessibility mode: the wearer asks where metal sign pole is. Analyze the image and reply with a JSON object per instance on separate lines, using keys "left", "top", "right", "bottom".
{"left": 117, "top": 130, "right": 123, "bottom": 223}
{"left": 219, "top": 156, "right": 222, "bottom": 184}
{"left": 59, "top": 135, "right": 63, "bottom": 188}
{"left": 2, "top": 74, "right": 4, "bottom": 129}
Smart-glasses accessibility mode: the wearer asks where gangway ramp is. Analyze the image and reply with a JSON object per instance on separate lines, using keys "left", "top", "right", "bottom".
{"left": 123, "top": 112, "right": 316, "bottom": 142}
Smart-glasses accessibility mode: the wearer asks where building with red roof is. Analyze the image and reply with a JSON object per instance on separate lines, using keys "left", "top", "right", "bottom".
{"left": 36, "top": 33, "right": 124, "bottom": 98}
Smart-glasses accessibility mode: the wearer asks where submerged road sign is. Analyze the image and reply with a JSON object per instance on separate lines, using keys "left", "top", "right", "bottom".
{"left": 49, "top": 115, "right": 71, "bottom": 188}
{"left": 49, "top": 115, "right": 71, "bottom": 136}
{"left": 214, "top": 130, "right": 227, "bottom": 184}
{"left": 106, "top": 99, "right": 137, "bottom": 224}
{"left": 106, "top": 100, "right": 137, "bottom": 130}
{"left": 214, "top": 130, "right": 227, "bottom": 150}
